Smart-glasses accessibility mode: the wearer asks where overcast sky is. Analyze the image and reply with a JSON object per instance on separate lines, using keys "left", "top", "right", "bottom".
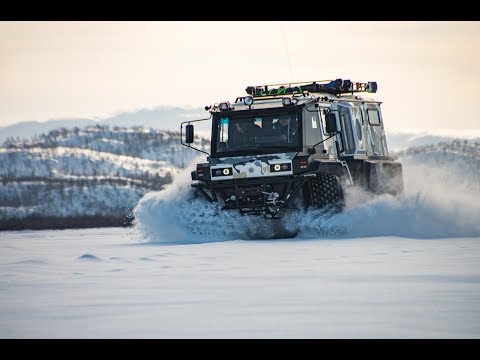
{"left": 1, "top": 21, "right": 479, "bottom": 131}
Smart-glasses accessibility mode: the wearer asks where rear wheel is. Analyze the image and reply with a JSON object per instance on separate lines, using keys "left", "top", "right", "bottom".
{"left": 303, "top": 173, "right": 345, "bottom": 212}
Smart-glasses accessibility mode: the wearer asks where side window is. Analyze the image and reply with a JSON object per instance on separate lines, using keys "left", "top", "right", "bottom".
{"left": 305, "top": 111, "right": 322, "bottom": 146}
{"left": 368, "top": 109, "right": 381, "bottom": 125}
{"left": 352, "top": 107, "right": 363, "bottom": 142}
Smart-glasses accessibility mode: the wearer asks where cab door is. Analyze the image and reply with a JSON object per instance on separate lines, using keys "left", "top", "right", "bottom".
{"left": 365, "top": 104, "right": 388, "bottom": 156}
{"left": 351, "top": 106, "right": 366, "bottom": 155}
{"left": 337, "top": 104, "right": 356, "bottom": 155}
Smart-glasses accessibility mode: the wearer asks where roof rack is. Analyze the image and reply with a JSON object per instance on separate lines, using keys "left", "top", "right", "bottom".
{"left": 245, "top": 79, "right": 377, "bottom": 97}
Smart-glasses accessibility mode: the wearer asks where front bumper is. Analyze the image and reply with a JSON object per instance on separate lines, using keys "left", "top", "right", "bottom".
{"left": 192, "top": 174, "right": 313, "bottom": 215}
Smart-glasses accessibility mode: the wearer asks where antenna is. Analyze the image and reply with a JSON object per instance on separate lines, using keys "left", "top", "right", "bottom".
{"left": 280, "top": 22, "right": 293, "bottom": 84}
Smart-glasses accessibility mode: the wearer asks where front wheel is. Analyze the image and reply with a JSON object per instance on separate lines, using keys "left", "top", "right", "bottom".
{"left": 303, "top": 173, "right": 345, "bottom": 212}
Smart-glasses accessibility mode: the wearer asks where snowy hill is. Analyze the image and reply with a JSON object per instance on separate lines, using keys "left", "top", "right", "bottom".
{"left": 0, "top": 125, "right": 209, "bottom": 230}
{"left": 397, "top": 139, "right": 480, "bottom": 186}
{"left": 0, "top": 106, "right": 207, "bottom": 143}
{"left": 385, "top": 128, "right": 480, "bottom": 152}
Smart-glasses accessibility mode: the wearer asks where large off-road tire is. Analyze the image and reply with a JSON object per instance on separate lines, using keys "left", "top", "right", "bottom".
{"left": 304, "top": 173, "right": 345, "bottom": 212}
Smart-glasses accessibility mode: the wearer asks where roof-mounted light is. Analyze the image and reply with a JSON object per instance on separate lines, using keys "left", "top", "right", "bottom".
{"left": 367, "top": 82, "right": 378, "bottom": 93}
{"left": 282, "top": 98, "right": 292, "bottom": 106}
{"left": 219, "top": 102, "right": 231, "bottom": 111}
{"left": 244, "top": 96, "right": 253, "bottom": 106}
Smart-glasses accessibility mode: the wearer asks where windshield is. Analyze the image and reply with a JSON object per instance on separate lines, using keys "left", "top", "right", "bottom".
{"left": 214, "top": 111, "right": 301, "bottom": 156}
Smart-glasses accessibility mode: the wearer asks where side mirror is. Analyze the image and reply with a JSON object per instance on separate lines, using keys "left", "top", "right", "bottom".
{"left": 325, "top": 113, "right": 338, "bottom": 134}
{"left": 185, "top": 124, "right": 194, "bottom": 144}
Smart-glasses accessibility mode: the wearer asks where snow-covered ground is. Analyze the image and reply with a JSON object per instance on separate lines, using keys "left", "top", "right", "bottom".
{"left": 1, "top": 228, "right": 479, "bottom": 338}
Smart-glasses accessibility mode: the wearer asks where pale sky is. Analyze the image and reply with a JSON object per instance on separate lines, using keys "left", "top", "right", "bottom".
{"left": 1, "top": 21, "right": 479, "bottom": 131}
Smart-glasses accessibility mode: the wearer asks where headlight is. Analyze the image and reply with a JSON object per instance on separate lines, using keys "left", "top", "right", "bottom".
{"left": 270, "top": 163, "right": 291, "bottom": 172}
{"left": 211, "top": 167, "right": 233, "bottom": 177}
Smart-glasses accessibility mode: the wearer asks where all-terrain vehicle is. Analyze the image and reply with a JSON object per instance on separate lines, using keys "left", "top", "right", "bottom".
{"left": 181, "top": 79, "right": 404, "bottom": 219}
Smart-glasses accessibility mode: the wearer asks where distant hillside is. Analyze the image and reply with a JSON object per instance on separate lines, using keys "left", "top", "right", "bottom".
{"left": 385, "top": 129, "right": 480, "bottom": 153}
{"left": 0, "top": 106, "right": 207, "bottom": 143}
{"left": 0, "top": 125, "right": 208, "bottom": 230}
{"left": 398, "top": 138, "right": 480, "bottom": 171}
{"left": 397, "top": 139, "right": 480, "bottom": 190}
